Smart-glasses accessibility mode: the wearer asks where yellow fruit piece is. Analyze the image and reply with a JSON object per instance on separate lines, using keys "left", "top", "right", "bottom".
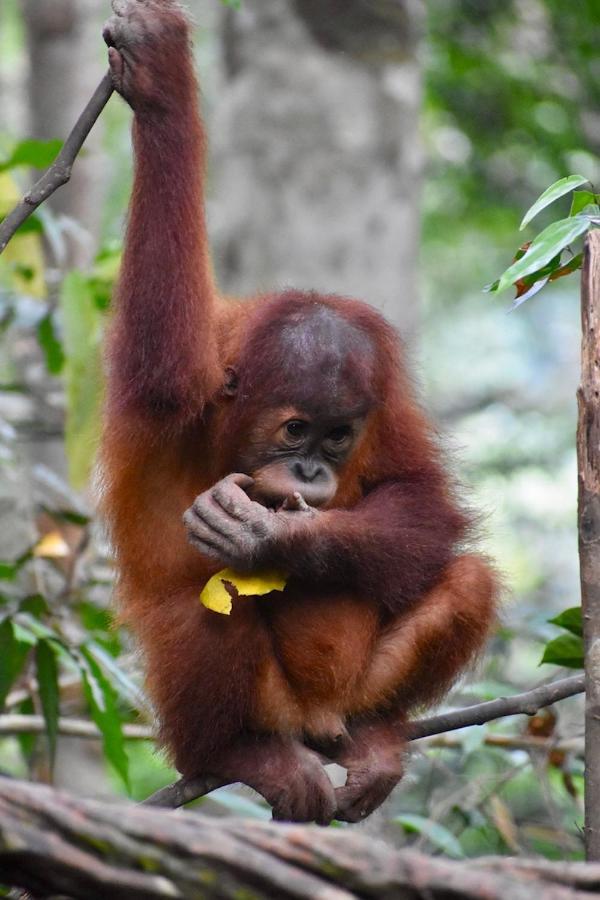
{"left": 33, "top": 531, "right": 70, "bottom": 559}
{"left": 200, "top": 568, "right": 288, "bottom": 616}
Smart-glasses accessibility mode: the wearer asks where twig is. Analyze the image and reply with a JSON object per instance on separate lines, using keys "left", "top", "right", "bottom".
{"left": 406, "top": 674, "right": 585, "bottom": 740}
{"left": 0, "top": 714, "right": 151, "bottom": 741}
{"left": 144, "top": 674, "right": 585, "bottom": 808}
{"left": 0, "top": 73, "right": 114, "bottom": 254}
{"left": 418, "top": 732, "right": 584, "bottom": 756}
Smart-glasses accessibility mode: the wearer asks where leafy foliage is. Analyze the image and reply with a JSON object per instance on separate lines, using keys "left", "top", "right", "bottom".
{"left": 35, "top": 640, "right": 60, "bottom": 770}
{"left": 541, "top": 606, "right": 584, "bottom": 669}
{"left": 37, "top": 312, "right": 65, "bottom": 376}
{"left": 78, "top": 646, "right": 130, "bottom": 791}
{"left": 395, "top": 813, "right": 465, "bottom": 858}
{"left": 61, "top": 265, "right": 112, "bottom": 487}
{"left": 486, "top": 176, "right": 599, "bottom": 306}
{"left": 519, "top": 176, "right": 589, "bottom": 230}
{"left": 0, "top": 491, "right": 135, "bottom": 789}
{"left": 0, "top": 138, "right": 62, "bottom": 173}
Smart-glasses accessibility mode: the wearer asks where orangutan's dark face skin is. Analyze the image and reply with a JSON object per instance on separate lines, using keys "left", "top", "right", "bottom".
{"left": 183, "top": 405, "right": 367, "bottom": 572}
{"left": 239, "top": 407, "right": 366, "bottom": 510}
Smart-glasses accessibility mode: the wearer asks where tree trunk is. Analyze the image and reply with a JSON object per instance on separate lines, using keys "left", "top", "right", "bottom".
{"left": 20, "top": 0, "right": 106, "bottom": 270}
{"left": 210, "top": 0, "right": 424, "bottom": 338}
{"left": 579, "top": 229, "right": 600, "bottom": 861}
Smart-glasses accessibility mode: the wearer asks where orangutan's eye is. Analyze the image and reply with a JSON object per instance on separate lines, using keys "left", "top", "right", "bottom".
{"left": 285, "top": 420, "right": 308, "bottom": 439}
{"left": 327, "top": 425, "right": 352, "bottom": 444}
{"left": 322, "top": 425, "right": 354, "bottom": 458}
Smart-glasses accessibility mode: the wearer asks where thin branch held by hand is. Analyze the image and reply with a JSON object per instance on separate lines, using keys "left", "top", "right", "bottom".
{"left": 0, "top": 73, "right": 114, "bottom": 254}
{"left": 143, "top": 674, "right": 585, "bottom": 809}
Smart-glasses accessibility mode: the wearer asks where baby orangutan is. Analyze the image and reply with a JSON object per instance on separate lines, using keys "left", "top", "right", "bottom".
{"left": 100, "top": 0, "right": 498, "bottom": 823}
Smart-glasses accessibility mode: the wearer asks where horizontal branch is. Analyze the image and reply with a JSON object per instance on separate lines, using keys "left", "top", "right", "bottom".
{"left": 0, "top": 72, "right": 114, "bottom": 254}
{"left": 420, "top": 731, "right": 584, "bottom": 756}
{"left": 145, "top": 674, "right": 585, "bottom": 808}
{"left": 0, "top": 714, "right": 151, "bottom": 740}
{"left": 0, "top": 776, "right": 595, "bottom": 899}
{"left": 0, "top": 714, "right": 583, "bottom": 757}
{"left": 406, "top": 674, "right": 585, "bottom": 740}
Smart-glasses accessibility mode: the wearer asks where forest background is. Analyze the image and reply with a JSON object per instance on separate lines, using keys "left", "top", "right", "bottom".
{"left": 0, "top": 0, "right": 598, "bottom": 863}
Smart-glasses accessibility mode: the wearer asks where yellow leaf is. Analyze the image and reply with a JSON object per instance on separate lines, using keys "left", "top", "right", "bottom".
{"left": 33, "top": 531, "right": 70, "bottom": 559}
{"left": 200, "top": 568, "right": 288, "bottom": 616}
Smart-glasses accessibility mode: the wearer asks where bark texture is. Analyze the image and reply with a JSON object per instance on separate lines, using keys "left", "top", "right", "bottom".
{"left": 0, "top": 776, "right": 598, "bottom": 900}
{"left": 210, "top": 0, "right": 424, "bottom": 337}
{"left": 21, "top": 0, "right": 106, "bottom": 268}
{"left": 579, "top": 229, "right": 600, "bottom": 861}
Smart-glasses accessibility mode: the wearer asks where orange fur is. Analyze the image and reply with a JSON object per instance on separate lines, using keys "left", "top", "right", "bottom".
{"left": 99, "top": 2, "right": 499, "bottom": 785}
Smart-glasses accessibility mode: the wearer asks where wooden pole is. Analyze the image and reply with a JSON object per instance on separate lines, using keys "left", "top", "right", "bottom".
{"left": 578, "top": 228, "right": 600, "bottom": 861}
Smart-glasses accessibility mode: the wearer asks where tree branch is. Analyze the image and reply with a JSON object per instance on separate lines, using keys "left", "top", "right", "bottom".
{"left": 0, "top": 714, "right": 151, "bottom": 740}
{"left": 578, "top": 229, "right": 600, "bottom": 860}
{"left": 0, "top": 776, "right": 595, "bottom": 900}
{"left": 0, "top": 73, "right": 114, "bottom": 254}
{"left": 0, "top": 713, "right": 583, "bottom": 757}
{"left": 406, "top": 674, "right": 585, "bottom": 740}
{"left": 144, "top": 674, "right": 585, "bottom": 808}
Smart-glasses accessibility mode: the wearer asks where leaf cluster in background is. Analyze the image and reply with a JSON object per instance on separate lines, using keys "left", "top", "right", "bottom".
{"left": 0, "top": 155, "right": 118, "bottom": 486}
{"left": 541, "top": 606, "right": 583, "bottom": 669}
{"left": 425, "top": 1, "right": 600, "bottom": 238}
{"left": 0, "top": 138, "right": 62, "bottom": 174}
{"left": 486, "top": 175, "right": 598, "bottom": 308}
{"left": 0, "top": 511, "right": 138, "bottom": 790}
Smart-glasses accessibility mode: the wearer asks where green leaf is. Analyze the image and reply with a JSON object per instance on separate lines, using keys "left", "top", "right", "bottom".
{"left": 41, "top": 506, "right": 91, "bottom": 527}
{"left": 0, "top": 549, "right": 32, "bottom": 581}
{"left": 36, "top": 640, "right": 60, "bottom": 770}
{"left": 0, "top": 560, "right": 20, "bottom": 580}
{"left": 37, "top": 312, "right": 65, "bottom": 376}
{"left": 78, "top": 645, "right": 130, "bottom": 791}
{"left": 482, "top": 279, "right": 499, "bottom": 293}
{"left": 60, "top": 272, "right": 105, "bottom": 488}
{"left": 16, "top": 612, "right": 63, "bottom": 644}
{"left": 548, "top": 606, "right": 582, "bottom": 637}
{"left": 519, "top": 175, "right": 589, "bottom": 230}
{"left": 17, "top": 696, "right": 37, "bottom": 761}
{"left": 86, "top": 641, "right": 146, "bottom": 710}
{"left": 540, "top": 633, "right": 584, "bottom": 669}
{"left": 0, "top": 139, "right": 63, "bottom": 173}
{"left": 1, "top": 214, "right": 44, "bottom": 236}
{"left": 549, "top": 251, "right": 584, "bottom": 281}
{"left": 11, "top": 622, "right": 37, "bottom": 647}
{"left": 394, "top": 813, "right": 465, "bottom": 858}
{"left": 20, "top": 594, "right": 48, "bottom": 618}
{"left": 497, "top": 216, "right": 592, "bottom": 294}
{"left": 220, "top": 0, "right": 241, "bottom": 7}
{"left": 0, "top": 619, "right": 34, "bottom": 710}
{"left": 570, "top": 190, "right": 597, "bottom": 218}
{"left": 509, "top": 276, "right": 549, "bottom": 311}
